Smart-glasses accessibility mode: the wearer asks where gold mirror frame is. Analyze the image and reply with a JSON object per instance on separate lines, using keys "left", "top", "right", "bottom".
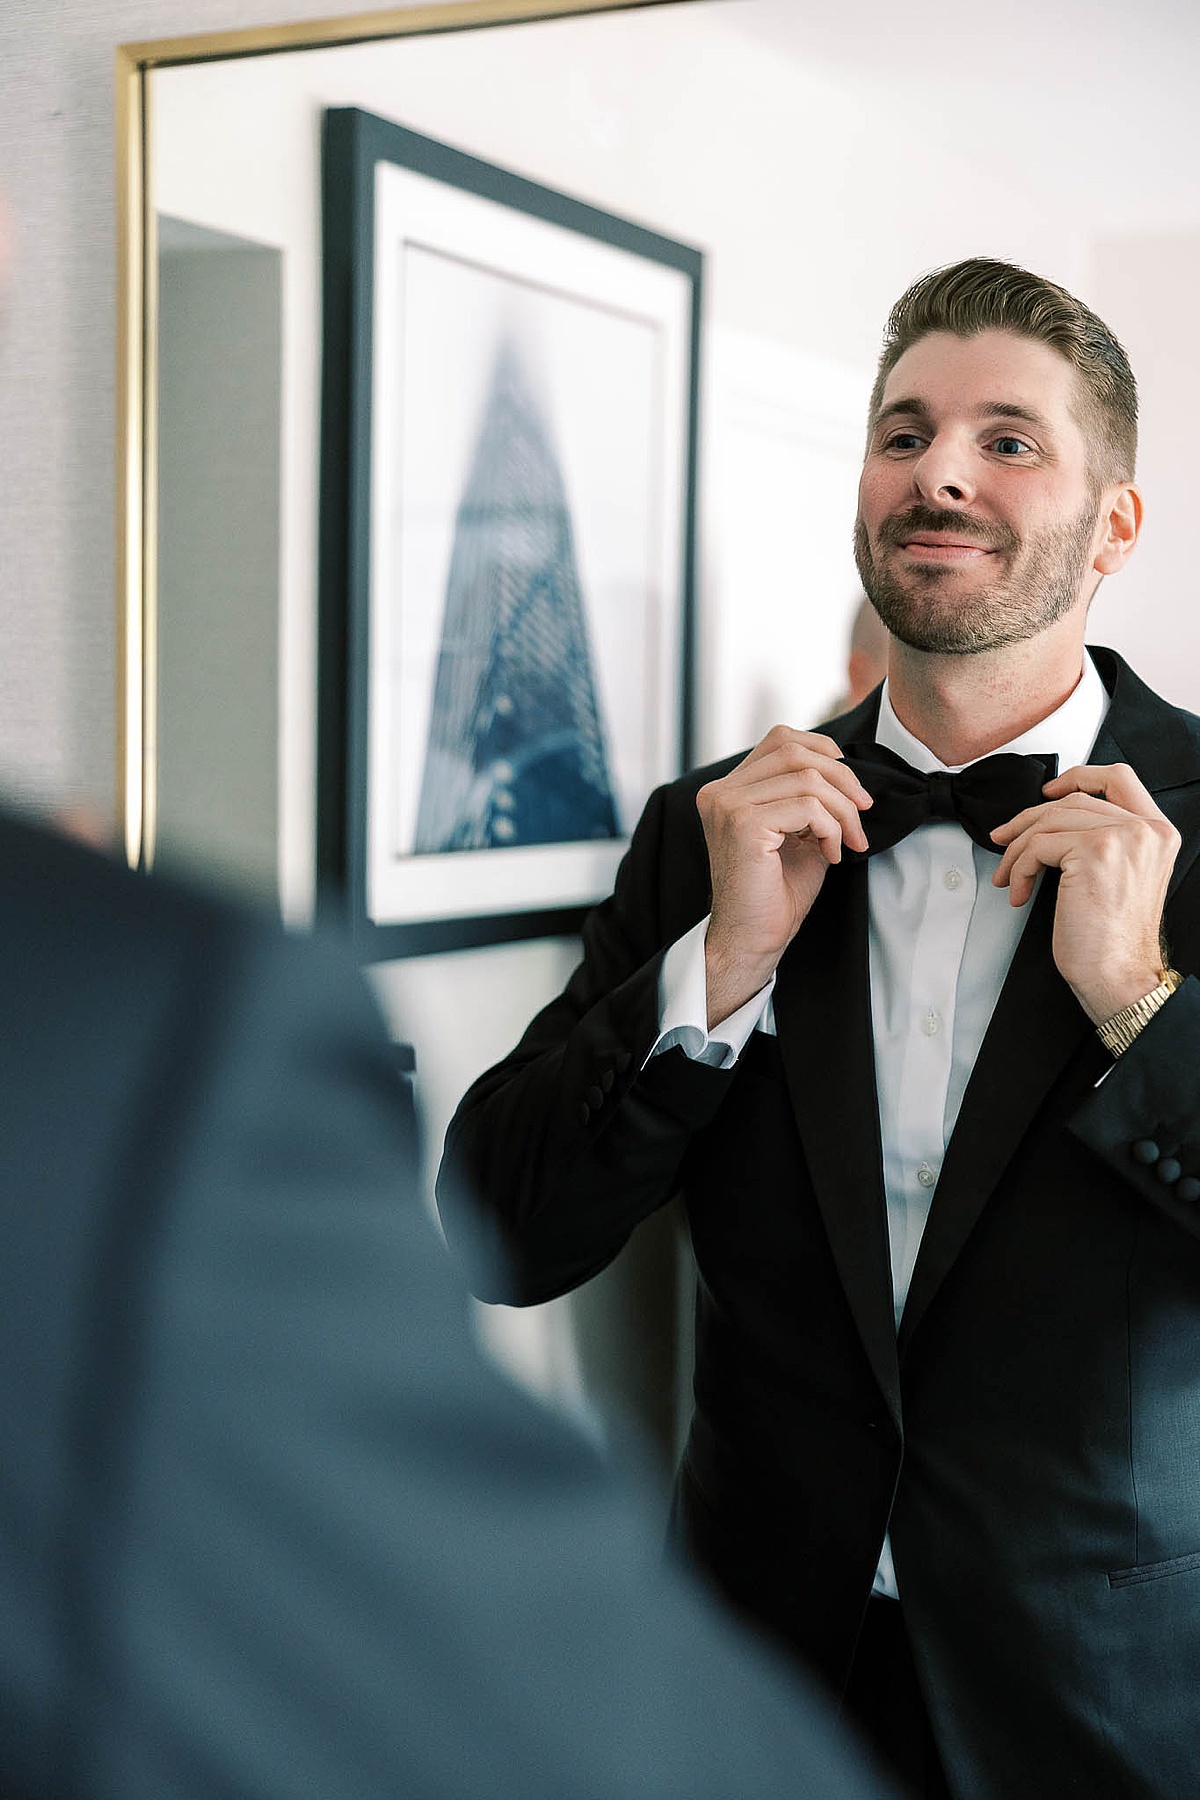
{"left": 115, "top": 0, "right": 682, "bottom": 869}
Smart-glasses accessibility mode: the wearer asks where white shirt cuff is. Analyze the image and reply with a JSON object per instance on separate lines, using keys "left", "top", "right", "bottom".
{"left": 647, "top": 915, "right": 775, "bottom": 1071}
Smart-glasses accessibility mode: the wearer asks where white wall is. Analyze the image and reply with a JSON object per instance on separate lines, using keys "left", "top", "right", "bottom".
{"left": 1088, "top": 232, "right": 1200, "bottom": 710}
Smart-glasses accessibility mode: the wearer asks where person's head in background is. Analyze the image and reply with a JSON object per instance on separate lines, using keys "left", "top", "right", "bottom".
{"left": 844, "top": 594, "right": 889, "bottom": 709}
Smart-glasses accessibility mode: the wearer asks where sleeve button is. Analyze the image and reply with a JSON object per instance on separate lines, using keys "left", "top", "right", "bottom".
{"left": 1132, "top": 1139, "right": 1161, "bottom": 1165}
{"left": 1176, "top": 1176, "right": 1200, "bottom": 1203}
{"left": 615, "top": 1051, "right": 633, "bottom": 1074}
{"left": 587, "top": 1085, "right": 604, "bottom": 1108}
{"left": 577, "top": 1102, "right": 592, "bottom": 1126}
{"left": 1157, "top": 1157, "right": 1183, "bottom": 1185}
{"left": 601, "top": 1068, "right": 615, "bottom": 1091}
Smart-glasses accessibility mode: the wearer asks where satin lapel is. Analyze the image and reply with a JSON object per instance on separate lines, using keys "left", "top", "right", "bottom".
{"left": 896, "top": 870, "right": 1096, "bottom": 1359}
{"left": 895, "top": 651, "right": 1200, "bottom": 1356}
{"left": 774, "top": 860, "right": 901, "bottom": 1424}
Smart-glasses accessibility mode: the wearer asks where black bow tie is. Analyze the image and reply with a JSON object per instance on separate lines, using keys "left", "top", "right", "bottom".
{"left": 839, "top": 742, "right": 1059, "bottom": 859}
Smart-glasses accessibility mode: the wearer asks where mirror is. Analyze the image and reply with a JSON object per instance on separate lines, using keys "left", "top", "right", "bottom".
{"left": 118, "top": 0, "right": 1200, "bottom": 1422}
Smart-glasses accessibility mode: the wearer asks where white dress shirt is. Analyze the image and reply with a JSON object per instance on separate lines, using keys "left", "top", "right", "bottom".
{"left": 652, "top": 651, "right": 1110, "bottom": 1597}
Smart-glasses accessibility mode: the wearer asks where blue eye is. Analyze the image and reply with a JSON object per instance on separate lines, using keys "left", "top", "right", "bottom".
{"left": 993, "top": 436, "right": 1029, "bottom": 456}
{"left": 886, "top": 432, "right": 925, "bottom": 451}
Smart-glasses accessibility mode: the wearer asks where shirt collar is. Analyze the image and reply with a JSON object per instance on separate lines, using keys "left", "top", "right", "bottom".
{"left": 875, "top": 648, "right": 1110, "bottom": 776}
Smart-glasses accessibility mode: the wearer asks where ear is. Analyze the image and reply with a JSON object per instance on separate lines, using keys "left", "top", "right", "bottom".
{"left": 1093, "top": 482, "right": 1142, "bottom": 575}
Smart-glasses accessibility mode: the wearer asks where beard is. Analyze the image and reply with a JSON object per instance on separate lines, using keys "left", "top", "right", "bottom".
{"left": 853, "top": 498, "right": 1099, "bottom": 656}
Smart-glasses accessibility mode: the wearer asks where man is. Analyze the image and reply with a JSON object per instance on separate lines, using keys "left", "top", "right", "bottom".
{"left": 0, "top": 204, "right": 888, "bottom": 1797}
{"left": 439, "top": 259, "right": 1200, "bottom": 1798}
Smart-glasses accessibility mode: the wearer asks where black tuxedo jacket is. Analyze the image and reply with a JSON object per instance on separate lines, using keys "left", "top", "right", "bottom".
{"left": 440, "top": 648, "right": 1200, "bottom": 1799}
{"left": 0, "top": 814, "right": 886, "bottom": 1800}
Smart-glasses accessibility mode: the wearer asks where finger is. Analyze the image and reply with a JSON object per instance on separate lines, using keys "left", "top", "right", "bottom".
{"left": 700, "top": 794, "right": 868, "bottom": 860}
{"left": 722, "top": 745, "right": 874, "bottom": 812}
{"left": 990, "top": 837, "right": 1024, "bottom": 894}
{"left": 741, "top": 762, "right": 874, "bottom": 822}
{"left": 746, "top": 785, "right": 871, "bottom": 856}
{"left": 991, "top": 821, "right": 1063, "bottom": 892}
{"left": 795, "top": 728, "right": 849, "bottom": 761}
{"left": 992, "top": 830, "right": 1072, "bottom": 906}
{"left": 740, "top": 725, "right": 849, "bottom": 770}
{"left": 990, "top": 792, "right": 1117, "bottom": 845}
{"left": 782, "top": 786, "right": 871, "bottom": 854}
{"left": 1041, "top": 761, "right": 1155, "bottom": 815}
{"left": 763, "top": 796, "right": 859, "bottom": 864}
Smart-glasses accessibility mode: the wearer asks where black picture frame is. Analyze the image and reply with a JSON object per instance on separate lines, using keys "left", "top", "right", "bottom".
{"left": 318, "top": 105, "right": 702, "bottom": 959}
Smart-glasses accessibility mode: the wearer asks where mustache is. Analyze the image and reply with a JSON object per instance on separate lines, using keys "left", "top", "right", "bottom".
{"left": 874, "top": 507, "right": 1019, "bottom": 554}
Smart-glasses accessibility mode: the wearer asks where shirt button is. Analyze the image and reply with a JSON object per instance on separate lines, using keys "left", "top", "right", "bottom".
{"left": 917, "top": 1163, "right": 937, "bottom": 1188}
{"left": 943, "top": 866, "right": 964, "bottom": 891}
{"left": 921, "top": 1010, "right": 943, "bottom": 1037}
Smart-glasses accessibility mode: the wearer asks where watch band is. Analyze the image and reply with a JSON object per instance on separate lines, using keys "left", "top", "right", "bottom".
{"left": 1096, "top": 969, "right": 1184, "bottom": 1058}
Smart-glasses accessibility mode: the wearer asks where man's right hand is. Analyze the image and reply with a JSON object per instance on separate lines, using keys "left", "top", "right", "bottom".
{"left": 696, "top": 728, "right": 873, "bottom": 1029}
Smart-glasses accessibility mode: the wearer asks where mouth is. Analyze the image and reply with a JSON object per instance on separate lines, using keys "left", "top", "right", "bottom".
{"left": 897, "top": 536, "right": 997, "bottom": 563}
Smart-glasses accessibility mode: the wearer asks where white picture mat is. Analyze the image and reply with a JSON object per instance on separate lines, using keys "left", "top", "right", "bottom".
{"left": 367, "top": 159, "right": 691, "bottom": 925}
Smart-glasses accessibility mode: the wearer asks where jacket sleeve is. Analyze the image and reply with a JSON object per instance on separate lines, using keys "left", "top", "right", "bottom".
{"left": 437, "top": 773, "right": 738, "bottom": 1304}
{"left": 46, "top": 900, "right": 890, "bottom": 1800}
{"left": 1068, "top": 973, "right": 1200, "bottom": 1244}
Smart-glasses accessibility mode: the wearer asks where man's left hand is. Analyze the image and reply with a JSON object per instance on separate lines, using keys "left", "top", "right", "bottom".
{"left": 990, "top": 764, "right": 1181, "bottom": 1025}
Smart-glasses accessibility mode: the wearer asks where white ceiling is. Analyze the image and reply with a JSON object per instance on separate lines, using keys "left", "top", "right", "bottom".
{"left": 709, "top": 0, "right": 1200, "bottom": 235}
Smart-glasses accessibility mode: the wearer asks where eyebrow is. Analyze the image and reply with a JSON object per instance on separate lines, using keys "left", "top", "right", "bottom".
{"left": 872, "top": 397, "right": 1054, "bottom": 434}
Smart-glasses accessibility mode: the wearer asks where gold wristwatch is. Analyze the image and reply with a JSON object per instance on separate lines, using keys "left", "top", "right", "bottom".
{"left": 1096, "top": 969, "right": 1184, "bottom": 1058}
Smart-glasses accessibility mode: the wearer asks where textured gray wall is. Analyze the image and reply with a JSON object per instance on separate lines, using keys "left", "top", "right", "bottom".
{"left": 0, "top": 0, "right": 428, "bottom": 814}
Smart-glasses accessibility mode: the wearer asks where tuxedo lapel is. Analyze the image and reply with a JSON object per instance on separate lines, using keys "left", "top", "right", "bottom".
{"left": 1087, "top": 650, "right": 1200, "bottom": 905}
{"left": 895, "top": 871, "right": 1098, "bottom": 1358}
{"left": 897, "top": 647, "right": 1200, "bottom": 1356}
{"left": 774, "top": 861, "right": 901, "bottom": 1425}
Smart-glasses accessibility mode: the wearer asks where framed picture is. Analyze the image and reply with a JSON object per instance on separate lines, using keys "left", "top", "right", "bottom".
{"left": 318, "top": 106, "right": 702, "bottom": 958}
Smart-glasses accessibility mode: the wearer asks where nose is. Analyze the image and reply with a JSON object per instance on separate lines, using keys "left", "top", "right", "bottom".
{"left": 912, "top": 436, "right": 976, "bottom": 507}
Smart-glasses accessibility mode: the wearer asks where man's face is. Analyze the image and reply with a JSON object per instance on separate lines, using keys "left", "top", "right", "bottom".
{"left": 854, "top": 329, "right": 1108, "bottom": 656}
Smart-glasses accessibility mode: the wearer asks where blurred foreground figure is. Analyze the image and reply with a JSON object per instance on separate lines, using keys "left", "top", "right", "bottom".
{"left": 0, "top": 813, "right": 889, "bottom": 1800}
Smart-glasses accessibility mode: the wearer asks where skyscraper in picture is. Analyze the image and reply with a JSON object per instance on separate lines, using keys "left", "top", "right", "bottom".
{"left": 413, "top": 338, "right": 621, "bottom": 854}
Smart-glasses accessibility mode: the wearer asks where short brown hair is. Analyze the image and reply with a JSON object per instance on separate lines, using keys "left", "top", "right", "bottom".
{"left": 869, "top": 258, "right": 1137, "bottom": 484}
